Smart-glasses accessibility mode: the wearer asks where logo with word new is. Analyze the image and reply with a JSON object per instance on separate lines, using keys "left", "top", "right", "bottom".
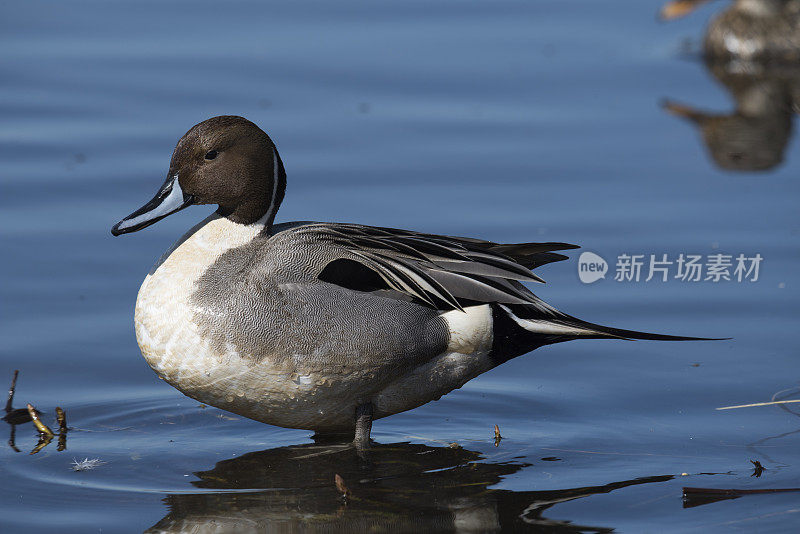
{"left": 578, "top": 252, "right": 608, "bottom": 284}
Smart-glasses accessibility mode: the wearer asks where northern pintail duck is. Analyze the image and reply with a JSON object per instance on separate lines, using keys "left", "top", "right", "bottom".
{"left": 112, "top": 116, "right": 708, "bottom": 443}
{"left": 661, "top": 0, "right": 800, "bottom": 63}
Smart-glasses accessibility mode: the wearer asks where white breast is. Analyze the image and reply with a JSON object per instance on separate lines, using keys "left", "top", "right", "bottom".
{"left": 135, "top": 214, "right": 266, "bottom": 366}
{"left": 134, "top": 214, "right": 277, "bottom": 408}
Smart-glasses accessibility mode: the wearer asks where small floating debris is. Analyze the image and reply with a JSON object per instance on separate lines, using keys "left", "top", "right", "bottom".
{"left": 751, "top": 460, "right": 766, "bottom": 478}
{"left": 71, "top": 458, "right": 107, "bottom": 472}
{"left": 27, "top": 403, "right": 54, "bottom": 438}
{"left": 493, "top": 424, "right": 502, "bottom": 447}
{"left": 3, "top": 370, "right": 70, "bottom": 454}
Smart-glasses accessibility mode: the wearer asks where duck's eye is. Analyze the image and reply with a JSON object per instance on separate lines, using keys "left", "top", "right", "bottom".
{"left": 204, "top": 150, "right": 218, "bottom": 160}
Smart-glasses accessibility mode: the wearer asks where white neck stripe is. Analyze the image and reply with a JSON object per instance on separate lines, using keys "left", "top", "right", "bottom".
{"left": 264, "top": 147, "right": 280, "bottom": 225}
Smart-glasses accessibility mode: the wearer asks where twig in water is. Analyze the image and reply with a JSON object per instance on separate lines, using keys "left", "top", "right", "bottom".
{"left": 27, "top": 404, "right": 54, "bottom": 438}
{"left": 2, "top": 370, "right": 34, "bottom": 425}
{"left": 3, "top": 372, "right": 67, "bottom": 454}
{"left": 56, "top": 407, "right": 68, "bottom": 451}
{"left": 493, "top": 424, "right": 502, "bottom": 447}
{"left": 6, "top": 370, "right": 18, "bottom": 414}
{"left": 26, "top": 403, "right": 55, "bottom": 455}
{"left": 717, "top": 400, "right": 800, "bottom": 410}
{"left": 55, "top": 407, "right": 68, "bottom": 433}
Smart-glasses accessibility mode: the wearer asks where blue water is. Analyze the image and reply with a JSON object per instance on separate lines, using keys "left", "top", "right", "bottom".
{"left": 1, "top": 1, "right": 799, "bottom": 531}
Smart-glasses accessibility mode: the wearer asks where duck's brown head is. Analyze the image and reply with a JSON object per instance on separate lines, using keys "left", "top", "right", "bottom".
{"left": 112, "top": 116, "right": 285, "bottom": 236}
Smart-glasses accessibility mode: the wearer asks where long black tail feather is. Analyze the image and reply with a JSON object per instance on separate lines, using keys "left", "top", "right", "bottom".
{"left": 503, "top": 303, "right": 727, "bottom": 342}
{"left": 549, "top": 313, "right": 727, "bottom": 341}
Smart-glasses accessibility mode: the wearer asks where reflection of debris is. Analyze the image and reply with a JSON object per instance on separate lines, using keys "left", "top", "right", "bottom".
{"left": 683, "top": 486, "right": 800, "bottom": 508}
{"left": 56, "top": 407, "right": 69, "bottom": 451}
{"left": 27, "top": 403, "right": 55, "bottom": 455}
{"left": 56, "top": 407, "right": 68, "bottom": 432}
{"left": 30, "top": 435, "right": 53, "bottom": 455}
{"left": 2, "top": 407, "right": 34, "bottom": 425}
{"left": 493, "top": 424, "right": 502, "bottom": 447}
{"left": 334, "top": 473, "right": 350, "bottom": 499}
{"left": 751, "top": 460, "right": 766, "bottom": 478}
{"left": 71, "top": 458, "right": 107, "bottom": 472}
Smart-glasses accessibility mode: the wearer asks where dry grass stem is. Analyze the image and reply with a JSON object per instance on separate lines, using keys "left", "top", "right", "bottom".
{"left": 55, "top": 407, "right": 68, "bottom": 433}
{"left": 26, "top": 404, "right": 54, "bottom": 437}
{"left": 716, "top": 400, "right": 800, "bottom": 411}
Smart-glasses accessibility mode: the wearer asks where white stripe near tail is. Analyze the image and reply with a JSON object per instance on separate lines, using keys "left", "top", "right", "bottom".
{"left": 499, "top": 304, "right": 604, "bottom": 337}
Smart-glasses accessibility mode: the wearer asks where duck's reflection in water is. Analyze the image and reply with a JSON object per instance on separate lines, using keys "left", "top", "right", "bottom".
{"left": 147, "top": 441, "right": 673, "bottom": 533}
{"left": 663, "top": 63, "right": 797, "bottom": 172}
{"left": 660, "top": 0, "right": 800, "bottom": 172}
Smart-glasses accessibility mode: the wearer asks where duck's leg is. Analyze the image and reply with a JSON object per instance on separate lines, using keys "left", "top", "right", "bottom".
{"left": 353, "top": 402, "right": 373, "bottom": 446}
